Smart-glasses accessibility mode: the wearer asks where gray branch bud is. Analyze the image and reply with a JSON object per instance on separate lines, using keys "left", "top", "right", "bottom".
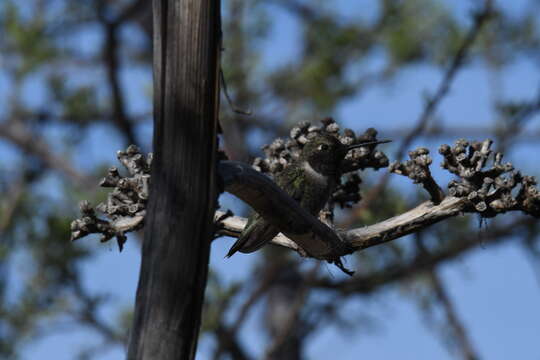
{"left": 440, "top": 139, "right": 540, "bottom": 217}
{"left": 70, "top": 145, "right": 150, "bottom": 250}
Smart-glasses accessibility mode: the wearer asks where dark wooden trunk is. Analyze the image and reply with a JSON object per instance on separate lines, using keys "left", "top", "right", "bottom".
{"left": 127, "top": 0, "right": 220, "bottom": 359}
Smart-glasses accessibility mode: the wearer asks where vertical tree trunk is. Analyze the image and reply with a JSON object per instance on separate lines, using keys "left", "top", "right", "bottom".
{"left": 127, "top": 0, "right": 220, "bottom": 359}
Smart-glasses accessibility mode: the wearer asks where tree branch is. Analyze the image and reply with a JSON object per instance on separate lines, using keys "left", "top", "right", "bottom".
{"left": 348, "top": 0, "right": 494, "bottom": 220}
{"left": 214, "top": 324, "right": 252, "bottom": 360}
{"left": 215, "top": 196, "right": 467, "bottom": 253}
{"left": 394, "top": 0, "right": 494, "bottom": 161}
{"left": 263, "top": 264, "right": 319, "bottom": 360}
{"left": 309, "top": 216, "right": 536, "bottom": 294}
{"left": 429, "top": 271, "right": 480, "bottom": 360}
{"left": 0, "top": 120, "right": 92, "bottom": 187}
{"left": 96, "top": 0, "right": 150, "bottom": 146}
{"left": 72, "top": 133, "right": 540, "bottom": 267}
{"left": 217, "top": 137, "right": 539, "bottom": 256}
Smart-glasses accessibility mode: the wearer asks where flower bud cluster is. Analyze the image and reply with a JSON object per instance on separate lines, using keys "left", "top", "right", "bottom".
{"left": 439, "top": 139, "right": 540, "bottom": 217}
{"left": 70, "top": 145, "right": 150, "bottom": 249}
{"left": 252, "top": 117, "right": 390, "bottom": 208}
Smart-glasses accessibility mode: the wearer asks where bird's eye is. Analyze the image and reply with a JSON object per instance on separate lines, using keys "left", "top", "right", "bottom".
{"left": 318, "top": 144, "right": 329, "bottom": 151}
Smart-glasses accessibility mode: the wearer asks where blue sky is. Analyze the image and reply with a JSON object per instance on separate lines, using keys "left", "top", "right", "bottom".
{"left": 4, "top": 0, "right": 540, "bottom": 359}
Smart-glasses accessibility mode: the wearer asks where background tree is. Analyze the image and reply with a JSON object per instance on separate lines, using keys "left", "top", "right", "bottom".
{"left": 1, "top": 0, "right": 540, "bottom": 359}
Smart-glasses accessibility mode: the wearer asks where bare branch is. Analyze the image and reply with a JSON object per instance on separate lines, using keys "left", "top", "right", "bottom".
{"left": 395, "top": 1, "right": 494, "bottom": 161}
{"left": 220, "top": 69, "right": 252, "bottom": 116}
{"left": 70, "top": 277, "right": 126, "bottom": 345}
{"left": 72, "top": 134, "right": 540, "bottom": 264}
{"left": 350, "top": 0, "right": 494, "bottom": 218}
{"left": 214, "top": 211, "right": 297, "bottom": 250}
{"left": 102, "top": 22, "right": 137, "bottom": 145}
{"left": 390, "top": 147, "right": 445, "bottom": 203}
{"left": 263, "top": 264, "right": 319, "bottom": 360}
{"left": 96, "top": 0, "right": 148, "bottom": 145}
{"left": 218, "top": 138, "right": 539, "bottom": 254}
{"left": 310, "top": 216, "right": 536, "bottom": 294}
{"left": 0, "top": 174, "right": 26, "bottom": 235}
{"left": 429, "top": 271, "right": 480, "bottom": 360}
{"left": 213, "top": 324, "right": 252, "bottom": 360}
{"left": 70, "top": 145, "right": 150, "bottom": 250}
{"left": 216, "top": 197, "right": 466, "bottom": 252}
{"left": 0, "top": 120, "right": 92, "bottom": 187}
{"left": 230, "top": 265, "right": 282, "bottom": 333}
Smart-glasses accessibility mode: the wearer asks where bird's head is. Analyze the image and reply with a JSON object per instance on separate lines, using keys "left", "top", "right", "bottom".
{"left": 301, "top": 133, "right": 390, "bottom": 175}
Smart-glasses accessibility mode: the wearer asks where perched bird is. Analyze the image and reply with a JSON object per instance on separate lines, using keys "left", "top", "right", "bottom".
{"left": 226, "top": 133, "right": 390, "bottom": 257}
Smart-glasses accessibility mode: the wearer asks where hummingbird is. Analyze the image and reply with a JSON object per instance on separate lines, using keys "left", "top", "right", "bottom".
{"left": 226, "top": 133, "right": 390, "bottom": 257}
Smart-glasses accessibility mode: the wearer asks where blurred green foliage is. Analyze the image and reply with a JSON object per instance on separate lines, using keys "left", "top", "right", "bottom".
{"left": 1, "top": 0, "right": 539, "bottom": 359}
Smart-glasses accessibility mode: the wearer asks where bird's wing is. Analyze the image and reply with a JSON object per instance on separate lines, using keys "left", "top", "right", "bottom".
{"left": 226, "top": 165, "right": 305, "bottom": 257}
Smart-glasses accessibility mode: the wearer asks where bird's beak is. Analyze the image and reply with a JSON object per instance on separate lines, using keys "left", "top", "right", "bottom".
{"left": 347, "top": 139, "right": 391, "bottom": 152}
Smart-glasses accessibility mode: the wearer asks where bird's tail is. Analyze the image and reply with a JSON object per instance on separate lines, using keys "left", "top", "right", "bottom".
{"left": 226, "top": 221, "right": 278, "bottom": 257}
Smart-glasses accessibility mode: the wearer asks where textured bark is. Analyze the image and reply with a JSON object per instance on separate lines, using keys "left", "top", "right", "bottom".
{"left": 127, "top": 1, "right": 220, "bottom": 359}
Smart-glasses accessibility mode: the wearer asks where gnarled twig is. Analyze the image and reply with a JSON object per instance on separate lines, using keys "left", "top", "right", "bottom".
{"left": 71, "top": 131, "right": 540, "bottom": 264}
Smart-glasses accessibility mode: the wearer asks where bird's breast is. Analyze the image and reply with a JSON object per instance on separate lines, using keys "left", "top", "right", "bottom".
{"left": 300, "top": 161, "right": 336, "bottom": 213}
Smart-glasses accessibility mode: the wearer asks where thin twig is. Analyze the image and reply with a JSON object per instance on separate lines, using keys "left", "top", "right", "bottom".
{"left": 429, "top": 271, "right": 481, "bottom": 360}
{"left": 220, "top": 68, "right": 252, "bottom": 116}
{"left": 97, "top": 0, "right": 143, "bottom": 146}
{"left": 263, "top": 263, "right": 320, "bottom": 360}
{"left": 309, "top": 216, "right": 536, "bottom": 294}
{"left": 396, "top": 1, "right": 494, "bottom": 161}
{"left": 213, "top": 323, "right": 252, "bottom": 360}
{"left": 0, "top": 120, "right": 92, "bottom": 187}
{"left": 0, "top": 176, "right": 25, "bottom": 235}
{"left": 231, "top": 265, "right": 281, "bottom": 333}
{"left": 70, "top": 276, "right": 126, "bottom": 344}
{"left": 343, "top": 1, "right": 494, "bottom": 224}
